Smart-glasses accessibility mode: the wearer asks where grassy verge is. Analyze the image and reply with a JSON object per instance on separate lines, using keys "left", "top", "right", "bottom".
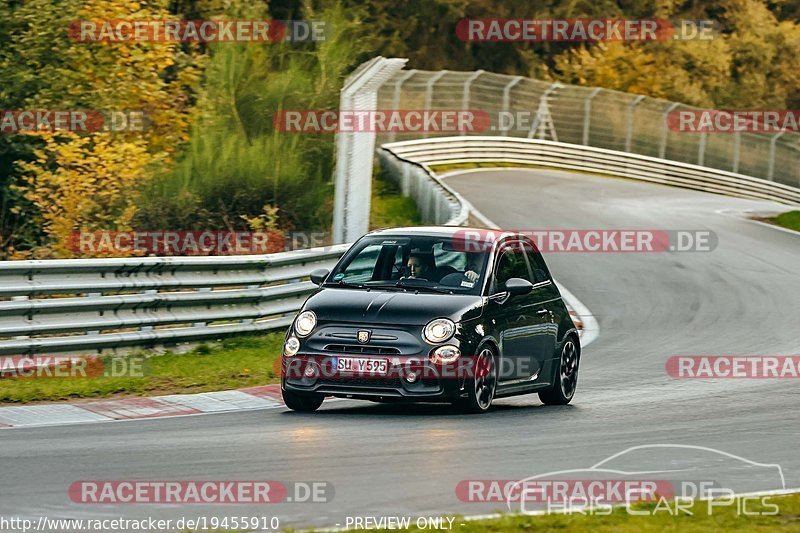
{"left": 295, "top": 493, "right": 800, "bottom": 532}
{"left": 430, "top": 161, "right": 545, "bottom": 173}
{"left": 0, "top": 334, "right": 284, "bottom": 404}
{"left": 760, "top": 210, "right": 800, "bottom": 232}
{"left": 370, "top": 176, "right": 421, "bottom": 229}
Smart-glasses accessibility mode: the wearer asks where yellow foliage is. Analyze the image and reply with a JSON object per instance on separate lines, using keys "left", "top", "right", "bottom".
{"left": 10, "top": 0, "right": 201, "bottom": 258}
{"left": 15, "top": 133, "right": 153, "bottom": 258}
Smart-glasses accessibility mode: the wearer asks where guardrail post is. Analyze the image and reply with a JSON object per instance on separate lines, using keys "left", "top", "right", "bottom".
{"left": 732, "top": 131, "right": 741, "bottom": 173}
{"left": 500, "top": 76, "right": 524, "bottom": 135}
{"left": 422, "top": 71, "right": 447, "bottom": 139}
{"left": 660, "top": 103, "right": 680, "bottom": 159}
{"left": 625, "top": 95, "right": 645, "bottom": 154}
{"left": 461, "top": 70, "right": 484, "bottom": 136}
{"left": 388, "top": 70, "right": 417, "bottom": 143}
{"left": 582, "top": 88, "right": 601, "bottom": 146}
{"left": 767, "top": 132, "right": 785, "bottom": 181}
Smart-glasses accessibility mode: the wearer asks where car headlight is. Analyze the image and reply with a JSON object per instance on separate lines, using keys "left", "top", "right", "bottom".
{"left": 294, "top": 311, "right": 316, "bottom": 337}
{"left": 423, "top": 318, "right": 455, "bottom": 344}
{"left": 284, "top": 336, "right": 300, "bottom": 356}
{"left": 430, "top": 345, "right": 461, "bottom": 364}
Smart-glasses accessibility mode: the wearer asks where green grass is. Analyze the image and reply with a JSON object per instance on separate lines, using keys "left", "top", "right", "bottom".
{"left": 290, "top": 493, "right": 800, "bottom": 532}
{"left": 766, "top": 210, "right": 800, "bottom": 232}
{"left": 0, "top": 334, "right": 284, "bottom": 404}
{"left": 370, "top": 177, "right": 422, "bottom": 229}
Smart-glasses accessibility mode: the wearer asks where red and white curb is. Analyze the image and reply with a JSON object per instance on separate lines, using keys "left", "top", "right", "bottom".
{"left": 0, "top": 385, "right": 286, "bottom": 429}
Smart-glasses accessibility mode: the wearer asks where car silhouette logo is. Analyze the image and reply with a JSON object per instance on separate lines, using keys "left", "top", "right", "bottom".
{"left": 357, "top": 330, "right": 371, "bottom": 343}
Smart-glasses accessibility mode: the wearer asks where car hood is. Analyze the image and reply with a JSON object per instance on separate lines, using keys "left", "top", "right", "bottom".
{"left": 304, "top": 288, "right": 485, "bottom": 325}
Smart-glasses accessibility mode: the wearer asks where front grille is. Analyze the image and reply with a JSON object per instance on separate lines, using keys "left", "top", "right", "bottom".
{"left": 318, "top": 376, "right": 403, "bottom": 388}
{"left": 323, "top": 344, "right": 401, "bottom": 355}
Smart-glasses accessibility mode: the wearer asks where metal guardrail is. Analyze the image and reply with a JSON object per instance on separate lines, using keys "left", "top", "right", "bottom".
{"left": 0, "top": 246, "right": 349, "bottom": 355}
{"left": 378, "top": 149, "right": 469, "bottom": 226}
{"left": 380, "top": 136, "right": 800, "bottom": 206}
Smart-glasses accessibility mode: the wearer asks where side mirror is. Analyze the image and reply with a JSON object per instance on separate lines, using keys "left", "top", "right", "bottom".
{"left": 310, "top": 268, "right": 330, "bottom": 286}
{"left": 504, "top": 277, "right": 534, "bottom": 297}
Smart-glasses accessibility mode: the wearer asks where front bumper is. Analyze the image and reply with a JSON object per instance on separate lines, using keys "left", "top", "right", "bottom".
{"left": 281, "top": 354, "right": 467, "bottom": 401}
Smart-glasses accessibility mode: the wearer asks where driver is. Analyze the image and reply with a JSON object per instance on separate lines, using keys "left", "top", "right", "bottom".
{"left": 404, "top": 253, "right": 433, "bottom": 280}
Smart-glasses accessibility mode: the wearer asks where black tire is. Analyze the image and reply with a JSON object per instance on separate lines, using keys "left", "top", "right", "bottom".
{"left": 539, "top": 337, "right": 580, "bottom": 405}
{"left": 282, "top": 389, "right": 324, "bottom": 412}
{"left": 456, "top": 345, "right": 497, "bottom": 414}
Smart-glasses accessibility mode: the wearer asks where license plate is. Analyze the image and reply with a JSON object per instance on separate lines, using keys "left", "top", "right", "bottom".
{"left": 331, "top": 357, "right": 388, "bottom": 375}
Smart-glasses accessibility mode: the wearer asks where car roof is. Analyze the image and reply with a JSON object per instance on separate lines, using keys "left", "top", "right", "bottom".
{"left": 367, "top": 226, "right": 523, "bottom": 243}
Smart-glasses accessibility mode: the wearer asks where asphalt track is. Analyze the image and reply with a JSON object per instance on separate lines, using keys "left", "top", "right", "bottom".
{"left": 2, "top": 169, "right": 799, "bottom": 530}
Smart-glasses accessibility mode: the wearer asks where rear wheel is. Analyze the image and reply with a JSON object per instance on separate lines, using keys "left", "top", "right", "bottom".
{"left": 283, "top": 389, "right": 324, "bottom": 412}
{"left": 456, "top": 346, "right": 497, "bottom": 414}
{"left": 539, "top": 337, "right": 579, "bottom": 405}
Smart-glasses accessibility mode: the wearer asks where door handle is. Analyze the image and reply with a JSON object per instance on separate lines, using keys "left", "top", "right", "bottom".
{"left": 535, "top": 308, "right": 548, "bottom": 315}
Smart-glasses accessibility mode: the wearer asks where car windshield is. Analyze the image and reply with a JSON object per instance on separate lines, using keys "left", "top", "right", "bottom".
{"left": 327, "top": 234, "right": 489, "bottom": 295}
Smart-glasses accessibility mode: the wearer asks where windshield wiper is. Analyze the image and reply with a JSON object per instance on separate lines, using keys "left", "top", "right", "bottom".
{"left": 361, "top": 282, "right": 406, "bottom": 291}
{"left": 394, "top": 280, "right": 454, "bottom": 294}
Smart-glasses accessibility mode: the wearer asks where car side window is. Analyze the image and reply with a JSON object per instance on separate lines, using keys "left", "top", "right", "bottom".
{"left": 525, "top": 249, "right": 551, "bottom": 283}
{"left": 491, "top": 246, "right": 530, "bottom": 293}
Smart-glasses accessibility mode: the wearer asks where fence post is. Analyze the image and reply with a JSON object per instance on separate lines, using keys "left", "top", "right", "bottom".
{"left": 698, "top": 132, "right": 707, "bottom": 167}
{"left": 767, "top": 132, "right": 784, "bottom": 181}
{"left": 461, "top": 70, "right": 484, "bottom": 136}
{"left": 625, "top": 95, "right": 645, "bottom": 153}
{"left": 528, "top": 83, "right": 561, "bottom": 141}
{"left": 332, "top": 57, "right": 407, "bottom": 244}
{"left": 500, "top": 76, "right": 523, "bottom": 135}
{"left": 583, "top": 88, "right": 601, "bottom": 146}
{"left": 387, "top": 69, "right": 417, "bottom": 143}
{"left": 660, "top": 103, "right": 680, "bottom": 159}
{"left": 422, "top": 71, "right": 447, "bottom": 139}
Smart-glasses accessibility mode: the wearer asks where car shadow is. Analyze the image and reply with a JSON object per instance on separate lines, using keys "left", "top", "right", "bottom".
{"left": 281, "top": 398, "right": 574, "bottom": 418}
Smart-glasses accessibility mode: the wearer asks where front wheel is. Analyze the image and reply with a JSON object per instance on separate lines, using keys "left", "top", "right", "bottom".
{"left": 456, "top": 346, "right": 497, "bottom": 414}
{"left": 539, "top": 337, "right": 579, "bottom": 405}
{"left": 283, "top": 389, "right": 324, "bottom": 412}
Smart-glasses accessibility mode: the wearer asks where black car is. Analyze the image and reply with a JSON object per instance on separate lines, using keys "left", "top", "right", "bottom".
{"left": 281, "top": 227, "right": 581, "bottom": 413}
